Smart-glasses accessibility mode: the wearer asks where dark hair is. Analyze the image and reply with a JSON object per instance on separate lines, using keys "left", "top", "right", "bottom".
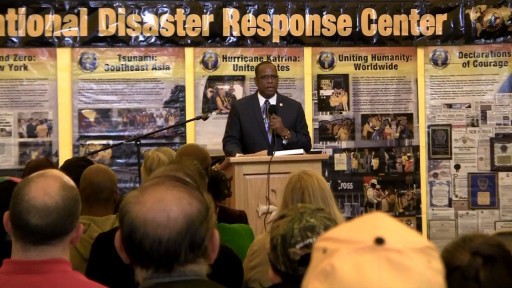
{"left": 442, "top": 233, "right": 512, "bottom": 288}
{"left": 255, "top": 61, "right": 275, "bottom": 78}
{"left": 9, "top": 171, "right": 80, "bottom": 245}
{"left": 59, "top": 156, "right": 95, "bottom": 187}
{"left": 207, "top": 168, "right": 232, "bottom": 202}
{"left": 22, "top": 157, "right": 57, "bottom": 178}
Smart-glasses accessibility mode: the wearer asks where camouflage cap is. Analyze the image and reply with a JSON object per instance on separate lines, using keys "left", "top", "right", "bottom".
{"left": 268, "top": 204, "right": 337, "bottom": 276}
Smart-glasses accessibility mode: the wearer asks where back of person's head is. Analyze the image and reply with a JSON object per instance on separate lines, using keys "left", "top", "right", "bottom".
{"left": 149, "top": 157, "right": 209, "bottom": 194}
{"left": 442, "top": 233, "right": 512, "bottom": 288}
{"left": 7, "top": 170, "right": 80, "bottom": 246}
{"left": 175, "top": 143, "right": 211, "bottom": 172}
{"left": 21, "top": 157, "right": 57, "bottom": 178}
{"left": 280, "top": 169, "right": 344, "bottom": 223}
{"left": 268, "top": 204, "right": 337, "bottom": 286}
{"left": 141, "top": 147, "right": 176, "bottom": 183}
{"left": 116, "top": 172, "right": 218, "bottom": 275}
{"left": 493, "top": 230, "right": 512, "bottom": 253}
{"left": 302, "top": 211, "right": 446, "bottom": 288}
{"left": 207, "top": 168, "right": 232, "bottom": 203}
{"left": 79, "top": 164, "right": 118, "bottom": 213}
{"left": 59, "top": 156, "right": 95, "bottom": 187}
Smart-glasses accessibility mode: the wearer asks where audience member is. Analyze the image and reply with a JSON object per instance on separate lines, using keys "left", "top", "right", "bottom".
{"left": 0, "top": 170, "right": 105, "bottom": 287}
{"left": 86, "top": 159, "right": 243, "bottom": 288}
{"left": 176, "top": 143, "right": 212, "bottom": 172}
{"left": 85, "top": 147, "right": 175, "bottom": 287}
{"left": 114, "top": 171, "right": 222, "bottom": 287}
{"left": 0, "top": 177, "right": 20, "bottom": 266}
{"left": 176, "top": 143, "right": 248, "bottom": 224}
{"left": 268, "top": 204, "right": 337, "bottom": 288}
{"left": 0, "top": 157, "right": 57, "bottom": 266}
{"left": 243, "top": 169, "right": 344, "bottom": 288}
{"left": 493, "top": 230, "right": 512, "bottom": 253}
{"left": 59, "top": 156, "right": 95, "bottom": 187}
{"left": 208, "top": 167, "right": 248, "bottom": 224}
{"left": 21, "top": 157, "right": 57, "bottom": 178}
{"left": 86, "top": 226, "right": 136, "bottom": 288}
{"left": 442, "top": 233, "right": 512, "bottom": 288}
{"left": 301, "top": 211, "right": 445, "bottom": 288}
{"left": 141, "top": 147, "right": 176, "bottom": 183}
{"left": 149, "top": 159, "right": 245, "bottom": 288}
{"left": 71, "top": 164, "right": 119, "bottom": 273}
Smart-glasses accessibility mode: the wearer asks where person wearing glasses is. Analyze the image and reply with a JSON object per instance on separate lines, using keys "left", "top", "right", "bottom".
{"left": 223, "top": 61, "right": 311, "bottom": 157}
{"left": 202, "top": 86, "right": 219, "bottom": 114}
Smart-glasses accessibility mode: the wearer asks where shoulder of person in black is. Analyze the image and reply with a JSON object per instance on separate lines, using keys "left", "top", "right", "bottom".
{"left": 86, "top": 227, "right": 243, "bottom": 288}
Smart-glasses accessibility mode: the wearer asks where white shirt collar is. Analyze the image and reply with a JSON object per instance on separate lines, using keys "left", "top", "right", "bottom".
{"left": 258, "top": 93, "right": 277, "bottom": 106}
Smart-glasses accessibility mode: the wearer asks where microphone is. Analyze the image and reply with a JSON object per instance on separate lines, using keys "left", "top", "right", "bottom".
{"left": 194, "top": 114, "right": 210, "bottom": 121}
{"left": 268, "top": 105, "right": 278, "bottom": 116}
{"left": 200, "top": 114, "right": 210, "bottom": 121}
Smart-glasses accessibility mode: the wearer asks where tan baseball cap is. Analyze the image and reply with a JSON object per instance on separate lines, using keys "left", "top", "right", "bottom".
{"left": 302, "top": 212, "right": 446, "bottom": 288}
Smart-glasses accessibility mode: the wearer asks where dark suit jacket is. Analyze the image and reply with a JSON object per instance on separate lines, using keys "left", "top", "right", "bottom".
{"left": 217, "top": 205, "right": 249, "bottom": 225}
{"left": 222, "top": 93, "right": 311, "bottom": 157}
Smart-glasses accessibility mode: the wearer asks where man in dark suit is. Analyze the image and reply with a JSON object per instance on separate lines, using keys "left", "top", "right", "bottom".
{"left": 223, "top": 61, "right": 312, "bottom": 156}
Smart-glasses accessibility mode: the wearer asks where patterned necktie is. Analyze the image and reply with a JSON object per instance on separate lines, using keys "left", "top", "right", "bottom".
{"left": 262, "top": 100, "right": 271, "bottom": 142}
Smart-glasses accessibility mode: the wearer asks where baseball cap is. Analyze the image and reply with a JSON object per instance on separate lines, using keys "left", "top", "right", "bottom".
{"left": 370, "top": 179, "right": 378, "bottom": 185}
{"left": 268, "top": 204, "right": 337, "bottom": 277}
{"left": 302, "top": 211, "right": 446, "bottom": 288}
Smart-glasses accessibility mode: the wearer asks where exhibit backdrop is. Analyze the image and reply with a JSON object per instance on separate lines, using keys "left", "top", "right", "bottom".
{"left": 0, "top": 0, "right": 510, "bottom": 239}
{"left": 0, "top": 48, "right": 58, "bottom": 169}
{"left": 72, "top": 47, "right": 186, "bottom": 192}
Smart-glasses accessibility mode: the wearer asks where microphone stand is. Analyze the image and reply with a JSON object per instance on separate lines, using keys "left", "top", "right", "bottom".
{"left": 86, "top": 114, "right": 209, "bottom": 185}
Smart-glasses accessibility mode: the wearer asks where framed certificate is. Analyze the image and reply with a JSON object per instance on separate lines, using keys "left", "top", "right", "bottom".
{"left": 491, "top": 137, "right": 512, "bottom": 171}
{"left": 468, "top": 173, "right": 498, "bottom": 209}
{"left": 428, "top": 124, "right": 452, "bottom": 160}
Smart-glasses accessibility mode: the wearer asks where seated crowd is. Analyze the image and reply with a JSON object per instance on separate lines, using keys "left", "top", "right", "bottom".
{"left": 0, "top": 147, "right": 512, "bottom": 288}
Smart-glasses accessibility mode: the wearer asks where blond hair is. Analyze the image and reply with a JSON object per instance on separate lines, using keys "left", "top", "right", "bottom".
{"left": 280, "top": 169, "right": 344, "bottom": 223}
{"left": 141, "top": 147, "right": 176, "bottom": 183}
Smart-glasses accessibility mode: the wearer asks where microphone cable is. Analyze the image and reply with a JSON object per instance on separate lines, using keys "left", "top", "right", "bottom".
{"left": 263, "top": 129, "right": 278, "bottom": 232}
{"left": 263, "top": 104, "right": 278, "bottom": 232}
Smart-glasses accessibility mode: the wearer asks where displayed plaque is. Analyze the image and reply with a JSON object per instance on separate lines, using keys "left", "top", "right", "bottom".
{"left": 468, "top": 173, "right": 499, "bottom": 209}
{"left": 491, "top": 137, "right": 512, "bottom": 171}
{"left": 428, "top": 124, "right": 452, "bottom": 160}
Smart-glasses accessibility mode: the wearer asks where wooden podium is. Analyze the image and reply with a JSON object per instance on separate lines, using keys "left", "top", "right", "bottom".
{"left": 224, "top": 153, "right": 328, "bottom": 236}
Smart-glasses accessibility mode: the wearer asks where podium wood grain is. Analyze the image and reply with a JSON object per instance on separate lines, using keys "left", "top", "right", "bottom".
{"left": 224, "top": 154, "right": 328, "bottom": 236}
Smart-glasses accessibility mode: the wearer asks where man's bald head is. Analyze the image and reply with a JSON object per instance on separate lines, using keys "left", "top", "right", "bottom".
{"left": 118, "top": 175, "right": 216, "bottom": 274}
{"left": 8, "top": 170, "right": 80, "bottom": 246}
